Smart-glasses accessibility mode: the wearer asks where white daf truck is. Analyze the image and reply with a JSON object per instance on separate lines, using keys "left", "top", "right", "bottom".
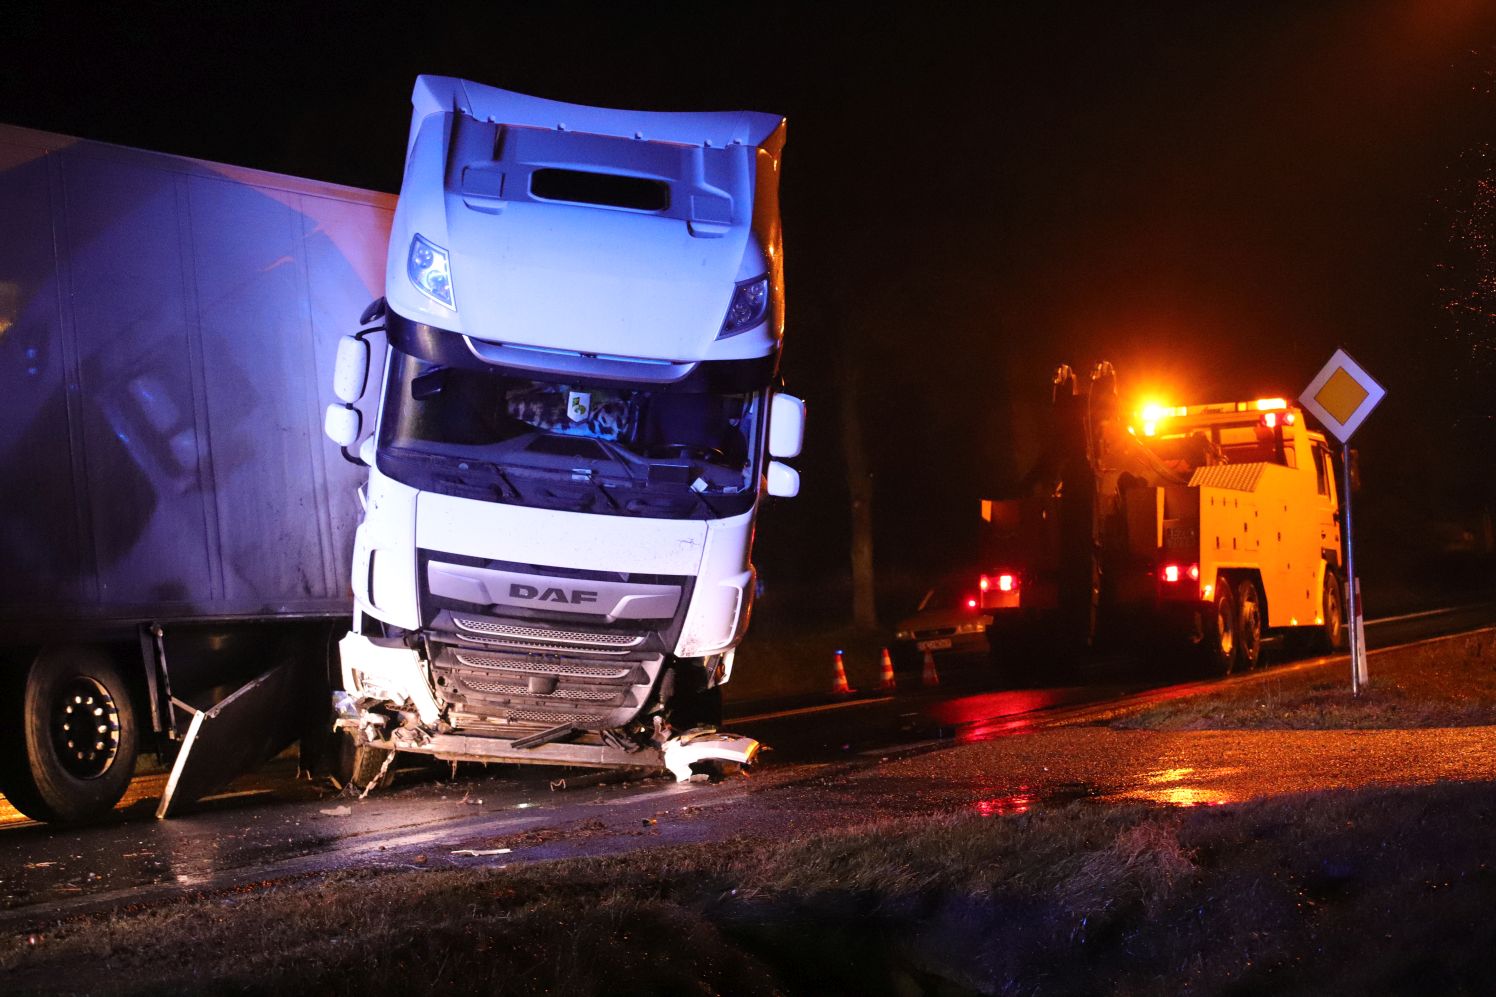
{"left": 324, "top": 77, "right": 802, "bottom": 781}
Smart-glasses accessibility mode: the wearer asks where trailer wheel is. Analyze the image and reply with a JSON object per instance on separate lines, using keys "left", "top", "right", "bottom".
{"left": 1319, "top": 571, "right": 1346, "bottom": 653}
{"left": 0, "top": 647, "right": 139, "bottom": 823}
{"left": 1201, "top": 577, "right": 1238, "bottom": 675}
{"left": 1236, "top": 578, "right": 1263, "bottom": 671}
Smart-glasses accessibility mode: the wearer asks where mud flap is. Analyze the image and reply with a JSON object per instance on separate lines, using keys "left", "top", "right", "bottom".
{"left": 155, "top": 660, "right": 304, "bottom": 819}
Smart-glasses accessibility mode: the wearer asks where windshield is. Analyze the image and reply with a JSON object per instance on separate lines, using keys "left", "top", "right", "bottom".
{"left": 1150, "top": 420, "right": 1292, "bottom": 472}
{"left": 376, "top": 351, "right": 762, "bottom": 519}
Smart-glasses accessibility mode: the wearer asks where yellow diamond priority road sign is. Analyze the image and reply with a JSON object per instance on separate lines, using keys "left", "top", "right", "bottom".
{"left": 1298, "top": 348, "right": 1385, "bottom": 444}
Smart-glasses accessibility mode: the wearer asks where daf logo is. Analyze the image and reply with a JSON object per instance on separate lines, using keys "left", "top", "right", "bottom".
{"left": 509, "top": 583, "right": 600, "bottom": 605}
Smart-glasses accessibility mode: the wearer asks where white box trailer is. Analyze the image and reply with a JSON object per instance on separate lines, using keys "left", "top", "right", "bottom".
{"left": 0, "top": 124, "right": 394, "bottom": 821}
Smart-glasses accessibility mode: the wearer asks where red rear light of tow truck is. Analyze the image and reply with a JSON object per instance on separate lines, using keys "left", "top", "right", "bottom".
{"left": 1160, "top": 563, "right": 1199, "bottom": 584}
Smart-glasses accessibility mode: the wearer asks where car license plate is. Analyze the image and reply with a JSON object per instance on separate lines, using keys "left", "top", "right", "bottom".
{"left": 916, "top": 638, "right": 952, "bottom": 651}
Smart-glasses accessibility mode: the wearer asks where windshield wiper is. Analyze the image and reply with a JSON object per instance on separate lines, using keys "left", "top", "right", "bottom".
{"left": 687, "top": 487, "right": 721, "bottom": 518}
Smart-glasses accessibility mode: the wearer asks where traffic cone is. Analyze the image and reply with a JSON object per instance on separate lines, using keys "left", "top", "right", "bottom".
{"left": 878, "top": 647, "right": 897, "bottom": 691}
{"left": 921, "top": 649, "right": 940, "bottom": 687}
{"left": 830, "top": 649, "right": 855, "bottom": 696}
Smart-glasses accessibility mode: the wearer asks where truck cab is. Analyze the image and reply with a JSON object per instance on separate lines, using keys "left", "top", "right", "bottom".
{"left": 324, "top": 77, "right": 803, "bottom": 776}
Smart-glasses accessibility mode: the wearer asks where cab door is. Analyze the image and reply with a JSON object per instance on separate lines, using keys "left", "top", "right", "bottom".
{"left": 1311, "top": 439, "right": 1342, "bottom": 571}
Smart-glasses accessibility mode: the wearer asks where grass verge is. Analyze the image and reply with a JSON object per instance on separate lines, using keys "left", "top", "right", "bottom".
{"left": 5, "top": 780, "right": 1496, "bottom": 995}
{"left": 723, "top": 624, "right": 889, "bottom": 705}
{"left": 1117, "top": 627, "right": 1496, "bottom": 731}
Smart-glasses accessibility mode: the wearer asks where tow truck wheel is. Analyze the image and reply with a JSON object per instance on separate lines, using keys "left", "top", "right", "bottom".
{"left": 1236, "top": 578, "right": 1263, "bottom": 671}
{"left": 1318, "top": 571, "right": 1345, "bottom": 653}
{"left": 0, "top": 647, "right": 139, "bottom": 823}
{"left": 1203, "top": 577, "right": 1238, "bottom": 676}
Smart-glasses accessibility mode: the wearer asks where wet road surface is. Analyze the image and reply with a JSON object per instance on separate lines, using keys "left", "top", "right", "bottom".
{"left": 1, "top": 605, "right": 1492, "bottom": 928}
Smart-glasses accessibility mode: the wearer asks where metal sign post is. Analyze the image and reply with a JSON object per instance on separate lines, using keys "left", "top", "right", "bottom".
{"left": 1299, "top": 349, "right": 1385, "bottom": 696}
{"left": 1340, "top": 442, "right": 1369, "bottom": 693}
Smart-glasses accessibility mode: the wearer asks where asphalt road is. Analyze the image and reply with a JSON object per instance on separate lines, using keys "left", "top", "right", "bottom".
{"left": 1, "top": 603, "right": 1492, "bottom": 930}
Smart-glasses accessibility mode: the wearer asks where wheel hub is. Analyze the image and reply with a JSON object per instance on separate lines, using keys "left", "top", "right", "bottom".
{"left": 1216, "top": 600, "right": 1235, "bottom": 657}
{"left": 49, "top": 677, "right": 120, "bottom": 779}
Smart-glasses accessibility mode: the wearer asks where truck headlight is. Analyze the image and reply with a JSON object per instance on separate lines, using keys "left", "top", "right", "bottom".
{"left": 718, "top": 274, "right": 769, "bottom": 337}
{"left": 408, "top": 234, "right": 455, "bottom": 309}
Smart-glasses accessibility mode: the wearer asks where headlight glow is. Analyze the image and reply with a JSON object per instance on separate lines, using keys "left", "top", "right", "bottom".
{"left": 407, "top": 234, "right": 455, "bottom": 309}
{"left": 719, "top": 274, "right": 769, "bottom": 337}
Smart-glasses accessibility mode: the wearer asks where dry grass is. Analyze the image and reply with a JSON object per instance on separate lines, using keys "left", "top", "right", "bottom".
{"left": 7, "top": 780, "right": 1496, "bottom": 995}
{"left": 1118, "top": 628, "right": 1496, "bottom": 731}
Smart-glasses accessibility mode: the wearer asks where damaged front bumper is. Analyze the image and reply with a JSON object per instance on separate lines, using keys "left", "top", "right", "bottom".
{"left": 335, "top": 632, "right": 759, "bottom": 781}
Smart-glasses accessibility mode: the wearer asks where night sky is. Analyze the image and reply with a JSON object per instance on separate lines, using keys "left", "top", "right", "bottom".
{"left": 4, "top": 1, "right": 1493, "bottom": 619}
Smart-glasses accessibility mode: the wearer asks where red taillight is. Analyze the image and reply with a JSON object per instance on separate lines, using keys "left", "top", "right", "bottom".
{"left": 966, "top": 597, "right": 978, "bottom": 609}
{"left": 997, "top": 573, "right": 1016, "bottom": 592}
{"left": 979, "top": 575, "right": 990, "bottom": 592}
{"left": 1161, "top": 563, "right": 1200, "bottom": 585}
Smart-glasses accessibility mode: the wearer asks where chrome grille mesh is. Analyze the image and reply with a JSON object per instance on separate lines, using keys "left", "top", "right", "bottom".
{"left": 462, "top": 678, "right": 617, "bottom": 703}
{"left": 452, "top": 651, "right": 632, "bottom": 681}
{"left": 453, "top": 616, "right": 643, "bottom": 647}
{"left": 506, "top": 709, "right": 606, "bottom": 726}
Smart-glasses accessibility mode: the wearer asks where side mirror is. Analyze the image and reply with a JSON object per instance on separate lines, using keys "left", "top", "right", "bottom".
{"left": 768, "top": 392, "right": 805, "bottom": 459}
{"left": 324, "top": 404, "right": 361, "bottom": 448}
{"left": 333, "top": 335, "right": 370, "bottom": 404}
{"left": 765, "top": 460, "right": 800, "bottom": 498}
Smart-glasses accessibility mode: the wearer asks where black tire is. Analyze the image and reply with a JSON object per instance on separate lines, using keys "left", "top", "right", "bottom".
{"left": 334, "top": 732, "right": 396, "bottom": 792}
{"left": 1236, "top": 577, "right": 1263, "bottom": 671}
{"left": 1319, "top": 571, "right": 1346, "bottom": 653}
{"left": 669, "top": 680, "right": 724, "bottom": 731}
{"left": 986, "top": 620, "right": 1038, "bottom": 687}
{"left": 1198, "top": 576, "right": 1238, "bottom": 676}
{"left": 985, "top": 627, "right": 1015, "bottom": 686}
{"left": 295, "top": 623, "right": 344, "bottom": 779}
{"left": 0, "top": 647, "right": 139, "bottom": 823}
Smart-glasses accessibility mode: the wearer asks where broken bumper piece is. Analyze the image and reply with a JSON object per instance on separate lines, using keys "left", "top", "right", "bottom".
{"left": 338, "top": 631, "right": 442, "bottom": 726}
{"left": 661, "top": 730, "right": 761, "bottom": 782}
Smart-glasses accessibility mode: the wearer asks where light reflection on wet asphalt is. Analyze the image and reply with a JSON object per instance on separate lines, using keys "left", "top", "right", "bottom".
{"left": 0, "top": 608, "right": 1493, "bottom": 925}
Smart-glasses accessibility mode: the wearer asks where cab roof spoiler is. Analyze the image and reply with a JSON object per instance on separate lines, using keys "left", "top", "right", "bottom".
{"left": 409, "top": 75, "right": 785, "bottom": 155}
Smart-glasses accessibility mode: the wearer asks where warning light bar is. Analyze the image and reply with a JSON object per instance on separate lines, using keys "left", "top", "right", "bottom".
{"left": 1134, "top": 397, "right": 1298, "bottom": 434}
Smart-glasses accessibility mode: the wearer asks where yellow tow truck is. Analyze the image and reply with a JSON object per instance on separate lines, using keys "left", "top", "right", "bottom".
{"left": 979, "top": 362, "right": 1347, "bottom": 675}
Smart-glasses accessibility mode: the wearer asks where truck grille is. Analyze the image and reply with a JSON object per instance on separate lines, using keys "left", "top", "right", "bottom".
{"left": 505, "top": 709, "right": 609, "bottom": 726}
{"left": 453, "top": 616, "right": 645, "bottom": 648}
{"left": 462, "top": 678, "right": 617, "bottom": 703}
{"left": 435, "top": 646, "right": 663, "bottom": 732}
{"left": 453, "top": 650, "right": 633, "bottom": 681}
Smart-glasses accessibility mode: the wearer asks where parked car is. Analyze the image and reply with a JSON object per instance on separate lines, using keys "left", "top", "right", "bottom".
{"left": 891, "top": 575, "right": 992, "bottom": 671}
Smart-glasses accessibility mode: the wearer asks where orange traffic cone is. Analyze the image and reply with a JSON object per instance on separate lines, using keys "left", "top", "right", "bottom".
{"left": 831, "top": 649, "right": 855, "bottom": 696}
{"left": 921, "top": 649, "right": 940, "bottom": 687}
{"left": 878, "top": 647, "right": 897, "bottom": 691}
